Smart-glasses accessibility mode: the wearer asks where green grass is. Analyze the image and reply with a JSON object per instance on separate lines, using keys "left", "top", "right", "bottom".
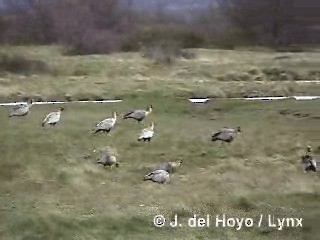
{"left": 0, "top": 45, "right": 320, "bottom": 101}
{"left": 0, "top": 45, "right": 319, "bottom": 239}
{"left": 0, "top": 95, "right": 319, "bottom": 239}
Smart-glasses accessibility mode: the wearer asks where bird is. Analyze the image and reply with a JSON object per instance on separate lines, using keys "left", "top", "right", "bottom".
{"left": 9, "top": 99, "right": 33, "bottom": 117}
{"left": 123, "top": 105, "right": 153, "bottom": 122}
{"left": 154, "top": 157, "right": 183, "bottom": 173}
{"left": 301, "top": 155, "right": 317, "bottom": 172}
{"left": 97, "top": 153, "right": 119, "bottom": 168}
{"left": 211, "top": 126, "right": 241, "bottom": 143}
{"left": 143, "top": 170, "right": 170, "bottom": 183}
{"left": 306, "top": 145, "right": 312, "bottom": 155}
{"left": 92, "top": 111, "right": 118, "bottom": 134}
{"left": 301, "top": 146, "right": 318, "bottom": 172}
{"left": 42, "top": 107, "right": 64, "bottom": 127}
{"left": 138, "top": 122, "right": 155, "bottom": 141}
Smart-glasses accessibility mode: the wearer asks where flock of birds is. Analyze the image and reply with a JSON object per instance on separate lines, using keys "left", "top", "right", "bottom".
{"left": 8, "top": 100, "right": 174, "bottom": 183}
{"left": 7, "top": 98, "right": 318, "bottom": 183}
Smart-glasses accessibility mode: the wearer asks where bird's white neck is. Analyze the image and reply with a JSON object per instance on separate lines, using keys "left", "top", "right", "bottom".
{"left": 146, "top": 107, "right": 152, "bottom": 115}
{"left": 112, "top": 112, "right": 117, "bottom": 120}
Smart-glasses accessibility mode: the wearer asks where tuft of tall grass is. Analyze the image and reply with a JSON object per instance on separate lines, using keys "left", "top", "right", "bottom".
{"left": 0, "top": 53, "right": 54, "bottom": 75}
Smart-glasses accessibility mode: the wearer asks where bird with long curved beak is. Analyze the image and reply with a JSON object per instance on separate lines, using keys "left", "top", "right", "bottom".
{"left": 93, "top": 110, "right": 118, "bottom": 134}
{"left": 123, "top": 105, "right": 153, "bottom": 123}
{"left": 42, "top": 107, "right": 65, "bottom": 127}
{"left": 9, "top": 99, "right": 33, "bottom": 117}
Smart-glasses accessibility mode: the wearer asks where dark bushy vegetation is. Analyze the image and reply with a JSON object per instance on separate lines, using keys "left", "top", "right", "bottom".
{"left": 0, "top": 53, "right": 53, "bottom": 74}
{"left": 121, "top": 25, "right": 204, "bottom": 52}
{"left": 2, "top": 0, "right": 129, "bottom": 54}
{"left": 0, "top": 0, "right": 317, "bottom": 55}
{"left": 139, "top": 40, "right": 196, "bottom": 65}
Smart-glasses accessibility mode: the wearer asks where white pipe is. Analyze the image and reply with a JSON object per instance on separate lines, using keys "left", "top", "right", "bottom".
{"left": 188, "top": 96, "right": 320, "bottom": 102}
{"left": 0, "top": 99, "right": 122, "bottom": 106}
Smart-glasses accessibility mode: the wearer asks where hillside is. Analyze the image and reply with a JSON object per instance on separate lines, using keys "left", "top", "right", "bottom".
{"left": 0, "top": 46, "right": 319, "bottom": 240}
{"left": 0, "top": 46, "right": 320, "bottom": 102}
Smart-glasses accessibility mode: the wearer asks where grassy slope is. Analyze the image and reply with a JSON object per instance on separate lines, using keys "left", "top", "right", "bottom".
{"left": 0, "top": 46, "right": 319, "bottom": 239}
{"left": 0, "top": 45, "right": 320, "bottom": 101}
{"left": 0, "top": 97, "right": 319, "bottom": 240}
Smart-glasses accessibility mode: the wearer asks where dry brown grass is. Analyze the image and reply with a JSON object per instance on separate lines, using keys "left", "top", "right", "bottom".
{"left": 0, "top": 45, "right": 319, "bottom": 102}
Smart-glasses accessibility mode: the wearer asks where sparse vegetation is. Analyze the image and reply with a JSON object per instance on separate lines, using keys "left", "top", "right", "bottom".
{"left": 0, "top": 95, "right": 319, "bottom": 239}
{"left": 0, "top": 46, "right": 319, "bottom": 239}
{"left": 1, "top": 0, "right": 317, "bottom": 55}
{"left": 0, "top": 52, "right": 54, "bottom": 75}
{"left": 0, "top": 0, "right": 319, "bottom": 238}
{"left": 140, "top": 42, "right": 195, "bottom": 65}
{"left": 0, "top": 45, "right": 319, "bottom": 103}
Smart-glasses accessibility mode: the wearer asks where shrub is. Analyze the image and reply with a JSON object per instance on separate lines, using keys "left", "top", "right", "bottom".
{"left": 262, "top": 67, "right": 283, "bottom": 76}
{"left": 140, "top": 42, "right": 185, "bottom": 65}
{"left": 262, "top": 67, "right": 304, "bottom": 81}
{"left": 0, "top": 14, "right": 8, "bottom": 42}
{"left": 234, "top": 196, "right": 256, "bottom": 212}
{"left": 180, "top": 50, "right": 196, "bottom": 59}
{"left": 217, "top": 72, "right": 252, "bottom": 82}
{"left": 121, "top": 25, "right": 205, "bottom": 52}
{"left": 63, "top": 30, "right": 123, "bottom": 55}
{"left": 247, "top": 68, "right": 259, "bottom": 75}
{"left": 307, "top": 70, "right": 320, "bottom": 80}
{"left": 275, "top": 45, "right": 304, "bottom": 53}
{"left": 0, "top": 53, "right": 53, "bottom": 74}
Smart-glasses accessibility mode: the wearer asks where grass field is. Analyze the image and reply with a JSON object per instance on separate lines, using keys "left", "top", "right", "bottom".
{"left": 0, "top": 45, "right": 320, "bottom": 101}
{"left": 0, "top": 46, "right": 319, "bottom": 240}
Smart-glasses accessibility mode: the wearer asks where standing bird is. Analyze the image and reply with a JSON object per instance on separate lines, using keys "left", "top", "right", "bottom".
{"left": 154, "top": 158, "right": 183, "bottom": 173}
{"left": 138, "top": 122, "right": 155, "bottom": 142}
{"left": 211, "top": 126, "right": 241, "bottom": 143}
{"left": 301, "top": 155, "right": 317, "bottom": 172}
{"left": 305, "top": 145, "right": 312, "bottom": 155}
{"left": 301, "top": 146, "right": 318, "bottom": 172}
{"left": 123, "top": 105, "right": 153, "bottom": 122}
{"left": 9, "top": 99, "right": 33, "bottom": 117}
{"left": 92, "top": 111, "right": 118, "bottom": 134}
{"left": 143, "top": 170, "right": 170, "bottom": 183}
{"left": 42, "top": 107, "right": 64, "bottom": 127}
{"left": 97, "top": 153, "right": 119, "bottom": 168}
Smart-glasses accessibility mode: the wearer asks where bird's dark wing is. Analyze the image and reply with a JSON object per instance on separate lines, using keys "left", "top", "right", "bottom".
{"left": 212, "top": 130, "right": 223, "bottom": 138}
{"left": 123, "top": 111, "right": 134, "bottom": 118}
{"left": 129, "top": 110, "right": 145, "bottom": 120}
{"left": 216, "top": 131, "right": 232, "bottom": 141}
{"left": 97, "top": 154, "right": 108, "bottom": 165}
